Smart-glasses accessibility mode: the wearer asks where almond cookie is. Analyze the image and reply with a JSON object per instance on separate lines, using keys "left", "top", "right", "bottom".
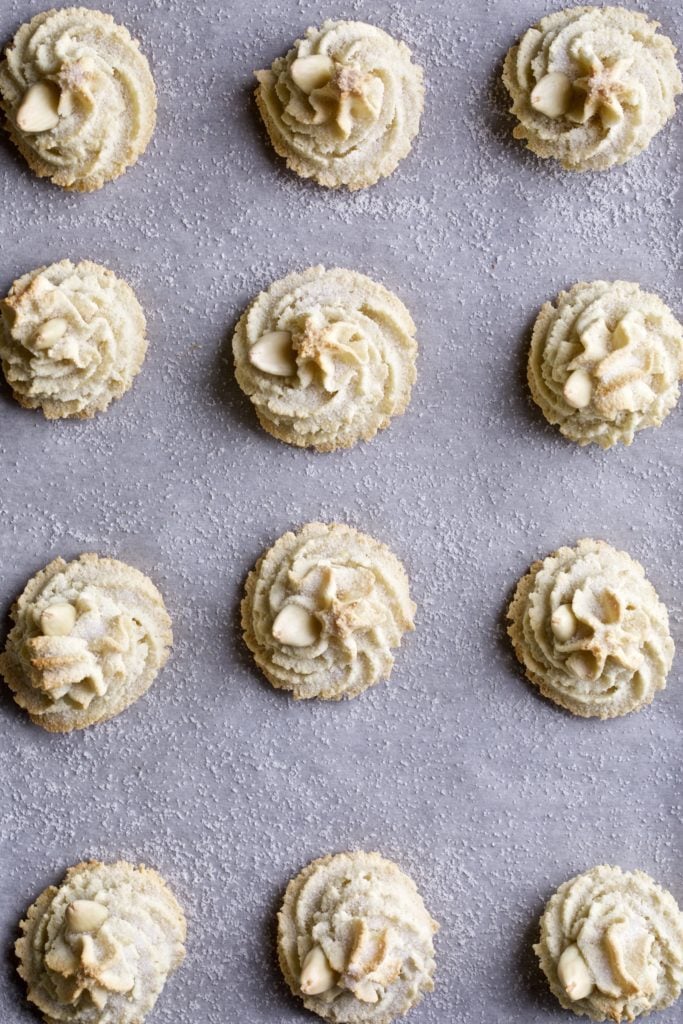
{"left": 255, "top": 20, "right": 424, "bottom": 190}
{"left": 528, "top": 281, "right": 683, "bottom": 448}
{"left": 502, "top": 6, "right": 682, "bottom": 172}
{"left": 0, "top": 7, "right": 157, "bottom": 191}
{"left": 232, "top": 266, "right": 417, "bottom": 451}
{"left": 534, "top": 865, "right": 683, "bottom": 1022}
{"left": 507, "top": 539, "right": 674, "bottom": 719}
{"left": 0, "top": 554, "right": 172, "bottom": 732}
{"left": 0, "top": 259, "right": 148, "bottom": 419}
{"left": 241, "top": 523, "right": 415, "bottom": 701}
{"left": 16, "top": 860, "right": 186, "bottom": 1024}
{"left": 278, "top": 851, "right": 438, "bottom": 1023}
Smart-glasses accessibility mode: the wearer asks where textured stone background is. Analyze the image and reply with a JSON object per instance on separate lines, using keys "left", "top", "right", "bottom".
{"left": 0, "top": 1, "right": 680, "bottom": 1021}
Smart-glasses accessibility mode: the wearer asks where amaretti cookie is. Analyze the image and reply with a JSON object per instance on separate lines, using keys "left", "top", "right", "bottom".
{"left": 0, "top": 554, "right": 172, "bottom": 732}
{"left": 502, "top": 6, "right": 682, "bottom": 172}
{"left": 16, "top": 860, "right": 186, "bottom": 1024}
{"left": 534, "top": 865, "right": 683, "bottom": 1022}
{"left": 255, "top": 20, "right": 424, "bottom": 190}
{"left": 0, "top": 7, "right": 157, "bottom": 191}
{"left": 0, "top": 259, "right": 148, "bottom": 419}
{"left": 241, "top": 522, "right": 416, "bottom": 700}
{"left": 232, "top": 266, "right": 417, "bottom": 451}
{"left": 507, "top": 539, "right": 674, "bottom": 719}
{"left": 278, "top": 851, "right": 438, "bottom": 1023}
{"left": 528, "top": 281, "right": 683, "bottom": 448}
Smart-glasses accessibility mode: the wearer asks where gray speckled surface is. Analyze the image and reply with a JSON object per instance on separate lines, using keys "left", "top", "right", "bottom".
{"left": 0, "top": 1, "right": 681, "bottom": 1022}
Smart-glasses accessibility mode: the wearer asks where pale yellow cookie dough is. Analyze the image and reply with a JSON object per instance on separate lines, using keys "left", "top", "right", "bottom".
{"left": 16, "top": 860, "right": 186, "bottom": 1024}
{"left": 0, "top": 554, "right": 172, "bottom": 732}
{"left": 507, "top": 539, "right": 674, "bottom": 719}
{"left": 278, "top": 851, "right": 438, "bottom": 1023}
{"left": 241, "top": 522, "right": 416, "bottom": 701}
{"left": 0, "top": 259, "right": 148, "bottom": 419}
{"left": 528, "top": 280, "right": 682, "bottom": 448}
{"left": 0, "top": 7, "right": 157, "bottom": 191}
{"left": 255, "top": 20, "right": 424, "bottom": 190}
{"left": 502, "top": 6, "right": 682, "bottom": 172}
{"left": 535, "top": 865, "right": 683, "bottom": 1021}
{"left": 232, "top": 266, "right": 417, "bottom": 451}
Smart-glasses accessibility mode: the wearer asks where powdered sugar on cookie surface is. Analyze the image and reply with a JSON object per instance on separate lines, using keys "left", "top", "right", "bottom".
{"left": 0, "top": 2, "right": 680, "bottom": 1023}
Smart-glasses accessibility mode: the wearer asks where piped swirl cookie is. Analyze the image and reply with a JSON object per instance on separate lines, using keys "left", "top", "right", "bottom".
{"left": 255, "top": 20, "right": 424, "bottom": 189}
{"left": 534, "top": 865, "right": 683, "bottom": 1022}
{"left": 233, "top": 266, "right": 417, "bottom": 451}
{"left": 0, "top": 7, "right": 156, "bottom": 191}
{"left": 502, "top": 6, "right": 682, "bottom": 172}
{"left": 241, "top": 523, "right": 415, "bottom": 701}
{"left": 528, "top": 281, "right": 683, "bottom": 448}
{"left": 278, "top": 851, "right": 438, "bottom": 1023}
{"left": 16, "top": 860, "right": 186, "bottom": 1024}
{"left": 507, "top": 539, "right": 674, "bottom": 719}
{"left": 0, "top": 259, "right": 148, "bottom": 419}
{"left": 0, "top": 554, "right": 172, "bottom": 732}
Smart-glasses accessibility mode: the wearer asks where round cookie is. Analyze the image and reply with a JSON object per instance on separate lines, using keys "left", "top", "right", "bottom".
{"left": 278, "top": 851, "right": 438, "bottom": 1023}
{"left": 232, "top": 266, "right": 417, "bottom": 451}
{"left": 507, "top": 539, "right": 674, "bottom": 719}
{"left": 255, "top": 20, "right": 424, "bottom": 190}
{"left": 16, "top": 860, "right": 186, "bottom": 1024}
{"left": 241, "top": 522, "right": 416, "bottom": 701}
{"left": 0, "top": 554, "right": 172, "bottom": 732}
{"left": 528, "top": 281, "right": 683, "bottom": 448}
{"left": 0, "top": 7, "right": 157, "bottom": 191}
{"left": 502, "top": 6, "right": 682, "bottom": 172}
{"left": 534, "top": 865, "right": 683, "bottom": 1022}
{"left": 0, "top": 259, "right": 148, "bottom": 419}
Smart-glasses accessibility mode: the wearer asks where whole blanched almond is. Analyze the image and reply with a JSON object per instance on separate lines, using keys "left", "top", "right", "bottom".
{"left": 272, "top": 604, "right": 320, "bottom": 647}
{"left": 35, "top": 318, "right": 69, "bottom": 349}
{"left": 300, "top": 945, "right": 336, "bottom": 995}
{"left": 291, "top": 55, "right": 334, "bottom": 94}
{"left": 557, "top": 943, "right": 595, "bottom": 1001}
{"left": 564, "top": 368, "right": 593, "bottom": 409}
{"left": 16, "top": 81, "right": 61, "bottom": 133}
{"left": 65, "top": 899, "right": 109, "bottom": 933}
{"left": 530, "top": 72, "right": 573, "bottom": 118}
{"left": 249, "top": 331, "right": 296, "bottom": 376}
{"left": 40, "top": 602, "right": 77, "bottom": 637}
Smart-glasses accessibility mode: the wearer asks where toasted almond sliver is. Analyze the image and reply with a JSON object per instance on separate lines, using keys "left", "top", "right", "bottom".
{"left": 16, "top": 81, "right": 61, "bottom": 133}
{"left": 249, "top": 331, "right": 296, "bottom": 377}
{"left": 530, "top": 72, "right": 573, "bottom": 119}
{"left": 290, "top": 54, "right": 335, "bottom": 94}
{"left": 272, "top": 604, "right": 320, "bottom": 647}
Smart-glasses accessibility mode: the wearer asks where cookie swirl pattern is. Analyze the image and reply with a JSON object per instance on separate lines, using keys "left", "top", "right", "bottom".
{"left": 502, "top": 6, "right": 681, "bottom": 172}
{"left": 0, "top": 259, "right": 148, "bottom": 419}
{"left": 278, "top": 851, "right": 438, "bottom": 1023}
{"left": 528, "top": 281, "right": 682, "bottom": 448}
{"left": 0, "top": 7, "right": 156, "bottom": 191}
{"left": 507, "top": 539, "right": 674, "bottom": 719}
{"left": 16, "top": 860, "right": 186, "bottom": 1024}
{"left": 255, "top": 20, "right": 424, "bottom": 190}
{"left": 233, "top": 266, "right": 417, "bottom": 451}
{"left": 241, "top": 523, "right": 415, "bottom": 701}
{"left": 535, "top": 865, "right": 683, "bottom": 1022}
{"left": 0, "top": 554, "right": 172, "bottom": 732}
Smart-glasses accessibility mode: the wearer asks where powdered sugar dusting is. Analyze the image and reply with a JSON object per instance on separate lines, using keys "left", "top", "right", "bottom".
{"left": 0, "top": 2, "right": 680, "bottom": 1022}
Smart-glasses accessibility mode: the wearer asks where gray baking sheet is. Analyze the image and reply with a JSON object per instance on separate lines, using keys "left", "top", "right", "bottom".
{"left": 0, "top": 1, "right": 680, "bottom": 1021}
